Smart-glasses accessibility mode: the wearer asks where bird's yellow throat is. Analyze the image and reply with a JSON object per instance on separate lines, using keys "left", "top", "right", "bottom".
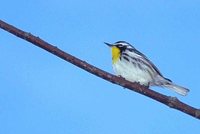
{"left": 111, "top": 46, "right": 121, "bottom": 64}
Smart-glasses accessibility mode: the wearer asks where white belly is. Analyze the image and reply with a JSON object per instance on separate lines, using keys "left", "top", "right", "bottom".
{"left": 112, "top": 60, "right": 153, "bottom": 86}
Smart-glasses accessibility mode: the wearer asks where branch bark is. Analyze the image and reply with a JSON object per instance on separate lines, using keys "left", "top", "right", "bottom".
{"left": 1, "top": 19, "right": 200, "bottom": 120}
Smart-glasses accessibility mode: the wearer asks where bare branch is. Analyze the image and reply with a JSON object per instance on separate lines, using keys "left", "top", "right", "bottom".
{"left": 0, "top": 19, "right": 199, "bottom": 120}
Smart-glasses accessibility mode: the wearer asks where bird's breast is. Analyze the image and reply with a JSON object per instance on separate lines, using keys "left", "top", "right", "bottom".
{"left": 112, "top": 59, "right": 153, "bottom": 86}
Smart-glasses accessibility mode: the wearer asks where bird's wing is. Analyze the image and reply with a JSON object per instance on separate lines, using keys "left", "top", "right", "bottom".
{"left": 131, "top": 48, "right": 163, "bottom": 77}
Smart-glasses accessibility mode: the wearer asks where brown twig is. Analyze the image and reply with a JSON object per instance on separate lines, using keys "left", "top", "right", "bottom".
{"left": 0, "top": 19, "right": 199, "bottom": 120}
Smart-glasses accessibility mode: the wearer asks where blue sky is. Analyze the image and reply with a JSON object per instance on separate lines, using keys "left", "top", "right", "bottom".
{"left": 1, "top": 0, "right": 200, "bottom": 133}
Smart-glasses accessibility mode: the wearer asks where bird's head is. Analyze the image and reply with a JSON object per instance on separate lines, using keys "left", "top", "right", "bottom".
{"left": 105, "top": 41, "right": 133, "bottom": 63}
{"left": 105, "top": 41, "right": 133, "bottom": 52}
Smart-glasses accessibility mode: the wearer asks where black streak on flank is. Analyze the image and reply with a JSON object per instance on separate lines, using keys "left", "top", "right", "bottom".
{"left": 131, "top": 61, "right": 137, "bottom": 67}
{"left": 122, "top": 56, "right": 129, "bottom": 62}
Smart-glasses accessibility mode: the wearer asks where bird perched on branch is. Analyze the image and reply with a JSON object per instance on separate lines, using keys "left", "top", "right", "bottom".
{"left": 105, "top": 41, "right": 189, "bottom": 96}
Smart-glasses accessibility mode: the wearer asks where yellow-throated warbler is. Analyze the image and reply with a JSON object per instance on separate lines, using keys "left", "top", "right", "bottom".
{"left": 105, "top": 41, "right": 189, "bottom": 96}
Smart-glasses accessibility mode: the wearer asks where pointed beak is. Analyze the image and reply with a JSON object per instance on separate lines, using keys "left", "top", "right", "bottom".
{"left": 104, "top": 42, "right": 113, "bottom": 47}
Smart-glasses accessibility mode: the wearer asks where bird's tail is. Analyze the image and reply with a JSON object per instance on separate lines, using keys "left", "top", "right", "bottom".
{"left": 162, "top": 82, "right": 189, "bottom": 96}
{"left": 153, "top": 76, "right": 189, "bottom": 96}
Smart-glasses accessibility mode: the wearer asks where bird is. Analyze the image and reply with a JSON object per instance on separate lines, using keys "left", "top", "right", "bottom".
{"left": 105, "top": 41, "right": 189, "bottom": 96}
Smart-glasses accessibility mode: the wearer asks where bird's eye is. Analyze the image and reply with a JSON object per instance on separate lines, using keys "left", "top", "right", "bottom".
{"left": 117, "top": 44, "right": 124, "bottom": 48}
{"left": 116, "top": 44, "right": 127, "bottom": 51}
